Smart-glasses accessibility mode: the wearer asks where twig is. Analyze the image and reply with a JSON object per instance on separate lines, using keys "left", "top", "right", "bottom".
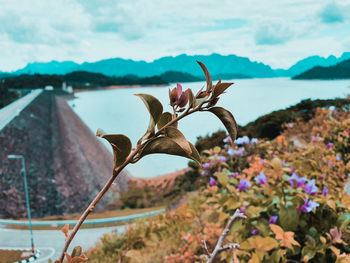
{"left": 204, "top": 209, "right": 246, "bottom": 263}
{"left": 57, "top": 97, "right": 211, "bottom": 263}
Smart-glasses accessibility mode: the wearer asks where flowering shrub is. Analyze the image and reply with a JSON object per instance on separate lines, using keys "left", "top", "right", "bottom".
{"left": 87, "top": 104, "right": 350, "bottom": 262}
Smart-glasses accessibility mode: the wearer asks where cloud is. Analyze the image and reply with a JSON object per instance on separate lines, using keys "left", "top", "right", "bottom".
{"left": 254, "top": 20, "right": 294, "bottom": 45}
{"left": 319, "top": 2, "right": 345, "bottom": 23}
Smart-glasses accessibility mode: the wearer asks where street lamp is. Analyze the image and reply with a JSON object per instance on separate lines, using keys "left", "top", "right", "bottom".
{"left": 8, "top": 154, "right": 35, "bottom": 254}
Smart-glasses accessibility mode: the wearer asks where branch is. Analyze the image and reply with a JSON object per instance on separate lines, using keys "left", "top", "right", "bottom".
{"left": 57, "top": 98, "right": 210, "bottom": 263}
{"left": 204, "top": 209, "right": 246, "bottom": 263}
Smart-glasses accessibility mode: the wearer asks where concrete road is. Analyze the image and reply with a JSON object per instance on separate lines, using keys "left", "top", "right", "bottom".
{"left": 0, "top": 89, "right": 42, "bottom": 131}
{"left": 0, "top": 225, "right": 126, "bottom": 262}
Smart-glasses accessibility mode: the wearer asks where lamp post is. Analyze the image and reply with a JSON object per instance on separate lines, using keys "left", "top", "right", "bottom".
{"left": 8, "top": 154, "right": 35, "bottom": 254}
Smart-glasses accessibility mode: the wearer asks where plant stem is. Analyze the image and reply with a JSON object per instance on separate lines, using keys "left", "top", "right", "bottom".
{"left": 205, "top": 209, "right": 246, "bottom": 263}
{"left": 58, "top": 99, "right": 209, "bottom": 262}
{"left": 58, "top": 150, "right": 138, "bottom": 262}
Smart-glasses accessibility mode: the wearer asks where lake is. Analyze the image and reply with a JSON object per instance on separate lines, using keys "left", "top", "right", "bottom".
{"left": 68, "top": 78, "right": 350, "bottom": 178}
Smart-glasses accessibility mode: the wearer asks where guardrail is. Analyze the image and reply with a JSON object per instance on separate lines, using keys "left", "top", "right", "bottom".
{"left": 0, "top": 209, "right": 165, "bottom": 226}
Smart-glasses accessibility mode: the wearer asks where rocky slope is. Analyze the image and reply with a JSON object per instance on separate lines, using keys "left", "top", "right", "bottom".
{"left": 0, "top": 91, "right": 130, "bottom": 218}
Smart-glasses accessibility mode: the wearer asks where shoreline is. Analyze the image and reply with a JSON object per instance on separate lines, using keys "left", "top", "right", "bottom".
{"left": 74, "top": 83, "right": 169, "bottom": 93}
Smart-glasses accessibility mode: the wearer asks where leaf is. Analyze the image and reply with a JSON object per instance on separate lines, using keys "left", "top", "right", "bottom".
{"left": 260, "top": 237, "right": 279, "bottom": 251}
{"left": 125, "top": 250, "right": 143, "bottom": 263}
{"left": 157, "top": 112, "right": 173, "bottom": 130}
{"left": 71, "top": 254, "right": 88, "bottom": 263}
{"left": 188, "top": 89, "right": 195, "bottom": 108}
{"left": 196, "top": 61, "right": 212, "bottom": 93}
{"left": 165, "top": 127, "right": 192, "bottom": 154}
{"left": 61, "top": 224, "right": 69, "bottom": 238}
{"left": 217, "top": 172, "right": 229, "bottom": 186}
{"left": 135, "top": 93, "right": 163, "bottom": 136}
{"left": 208, "top": 107, "right": 238, "bottom": 141}
{"left": 248, "top": 253, "right": 260, "bottom": 263}
{"left": 212, "top": 81, "right": 233, "bottom": 98}
{"left": 140, "top": 137, "right": 201, "bottom": 165}
{"left": 97, "top": 133, "right": 132, "bottom": 168}
{"left": 270, "top": 224, "right": 300, "bottom": 249}
{"left": 279, "top": 205, "right": 299, "bottom": 231}
{"left": 71, "top": 246, "right": 82, "bottom": 258}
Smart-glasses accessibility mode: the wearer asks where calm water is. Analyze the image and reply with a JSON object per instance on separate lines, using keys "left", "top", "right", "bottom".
{"left": 68, "top": 78, "right": 350, "bottom": 178}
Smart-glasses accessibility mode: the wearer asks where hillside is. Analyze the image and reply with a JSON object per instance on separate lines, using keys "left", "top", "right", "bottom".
{"left": 0, "top": 91, "right": 130, "bottom": 218}
{"left": 293, "top": 59, "right": 350, "bottom": 79}
{"left": 9, "top": 52, "right": 350, "bottom": 79}
{"left": 14, "top": 53, "right": 276, "bottom": 78}
{"left": 87, "top": 100, "right": 350, "bottom": 263}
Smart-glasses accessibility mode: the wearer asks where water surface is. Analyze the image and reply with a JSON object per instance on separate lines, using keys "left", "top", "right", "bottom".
{"left": 68, "top": 78, "right": 350, "bottom": 178}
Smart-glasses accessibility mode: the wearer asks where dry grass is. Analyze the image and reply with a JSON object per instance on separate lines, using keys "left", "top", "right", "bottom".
{"left": 0, "top": 250, "right": 32, "bottom": 263}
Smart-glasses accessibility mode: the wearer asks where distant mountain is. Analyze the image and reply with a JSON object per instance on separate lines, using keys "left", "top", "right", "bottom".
{"left": 9, "top": 52, "right": 350, "bottom": 79}
{"left": 13, "top": 54, "right": 275, "bottom": 78}
{"left": 293, "top": 59, "right": 350, "bottom": 79}
{"left": 283, "top": 52, "right": 350, "bottom": 77}
{"left": 16, "top": 61, "right": 79, "bottom": 75}
{"left": 160, "top": 71, "right": 201, "bottom": 83}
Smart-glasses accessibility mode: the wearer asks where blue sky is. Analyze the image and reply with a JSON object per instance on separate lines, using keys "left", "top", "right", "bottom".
{"left": 0, "top": 0, "right": 349, "bottom": 71}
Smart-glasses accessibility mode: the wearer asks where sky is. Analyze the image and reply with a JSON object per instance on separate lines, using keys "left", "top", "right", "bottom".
{"left": 0, "top": 0, "right": 350, "bottom": 71}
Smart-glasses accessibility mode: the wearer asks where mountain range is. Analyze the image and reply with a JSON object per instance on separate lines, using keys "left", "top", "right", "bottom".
{"left": 293, "top": 58, "right": 350, "bottom": 79}
{"left": 7, "top": 52, "right": 350, "bottom": 79}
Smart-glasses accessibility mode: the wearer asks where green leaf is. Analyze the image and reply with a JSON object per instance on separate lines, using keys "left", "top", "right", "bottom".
{"left": 212, "top": 81, "right": 233, "bottom": 98}
{"left": 280, "top": 205, "right": 299, "bottom": 231}
{"left": 165, "top": 127, "right": 192, "bottom": 154}
{"left": 71, "top": 246, "right": 82, "bottom": 258}
{"left": 97, "top": 133, "right": 132, "bottom": 168}
{"left": 157, "top": 112, "right": 173, "bottom": 130}
{"left": 208, "top": 107, "right": 238, "bottom": 141}
{"left": 135, "top": 93, "right": 163, "bottom": 137}
{"left": 140, "top": 137, "right": 201, "bottom": 165}
{"left": 196, "top": 61, "right": 212, "bottom": 93}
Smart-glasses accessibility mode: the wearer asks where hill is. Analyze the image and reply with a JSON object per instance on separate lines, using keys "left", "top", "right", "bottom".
{"left": 14, "top": 53, "right": 276, "bottom": 78}
{"left": 293, "top": 59, "right": 350, "bottom": 79}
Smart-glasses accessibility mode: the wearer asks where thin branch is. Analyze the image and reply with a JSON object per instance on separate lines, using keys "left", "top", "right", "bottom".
{"left": 57, "top": 98, "right": 210, "bottom": 263}
{"left": 205, "top": 209, "right": 246, "bottom": 263}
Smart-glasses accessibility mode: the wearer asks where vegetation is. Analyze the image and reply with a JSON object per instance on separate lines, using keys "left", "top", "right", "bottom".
{"left": 87, "top": 103, "right": 350, "bottom": 262}
{"left": 56, "top": 61, "right": 238, "bottom": 263}
{"left": 0, "top": 87, "right": 21, "bottom": 109}
{"left": 293, "top": 59, "right": 350, "bottom": 80}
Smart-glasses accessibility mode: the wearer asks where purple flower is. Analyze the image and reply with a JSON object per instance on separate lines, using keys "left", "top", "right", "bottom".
{"left": 201, "top": 170, "right": 209, "bottom": 176}
{"left": 227, "top": 147, "right": 244, "bottom": 156}
{"left": 311, "top": 136, "right": 318, "bottom": 142}
{"left": 228, "top": 172, "right": 239, "bottom": 178}
{"left": 322, "top": 186, "right": 328, "bottom": 196}
{"left": 202, "top": 162, "right": 211, "bottom": 169}
{"left": 304, "top": 179, "right": 318, "bottom": 195}
{"left": 250, "top": 138, "right": 258, "bottom": 145}
{"left": 282, "top": 160, "right": 286, "bottom": 167}
{"left": 223, "top": 136, "right": 232, "bottom": 144}
{"left": 260, "top": 159, "right": 265, "bottom": 165}
{"left": 238, "top": 179, "right": 251, "bottom": 191}
{"left": 255, "top": 171, "right": 267, "bottom": 185}
{"left": 289, "top": 173, "right": 308, "bottom": 188}
{"left": 218, "top": 156, "right": 227, "bottom": 162}
{"left": 300, "top": 197, "right": 320, "bottom": 213}
{"left": 321, "top": 173, "right": 326, "bottom": 179}
{"left": 251, "top": 229, "right": 259, "bottom": 235}
{"left": 336, "top": 156, "right": 341, "bottom": 162}
{"left": 209, "top": 177, "right": 217, "bottom": 186}
{"left": 234, "top": 136, "right": 250, "bottom": 145}
{"left": 326, "top": 142, "right": 333, "bottom": 149}
{"left": 269, "top": 216, "right": 278, "bottom": 224}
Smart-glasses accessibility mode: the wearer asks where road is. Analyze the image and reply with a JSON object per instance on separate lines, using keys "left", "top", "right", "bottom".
{"left": 0, "top": 209, "right": 165, "bottom": 226}
{"left": 0, "top": 209, "right": 165, "bottom": 261}
{"left": 0, "top": 225, "right": 126, "bottom": 261}
{"left": 0, "top": 89, "right": 43, "bottom": 131}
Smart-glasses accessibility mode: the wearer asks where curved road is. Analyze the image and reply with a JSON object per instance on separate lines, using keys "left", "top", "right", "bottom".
{"left": 0, "top": 209, "right": 165, "bottom": 261}
{"left": 0, "top": 225, "right": 126, "bottom": 261}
